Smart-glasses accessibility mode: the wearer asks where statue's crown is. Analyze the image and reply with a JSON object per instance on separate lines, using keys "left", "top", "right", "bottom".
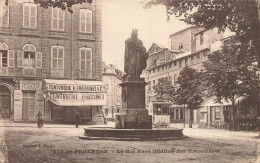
{"left": 131, "top": 29, "right": 138, "bottom": 38}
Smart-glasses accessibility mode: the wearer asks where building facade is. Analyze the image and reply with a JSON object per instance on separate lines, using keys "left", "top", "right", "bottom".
{"left": 0, "top": 0, "right": 105, "bottom": 124}
{"left": 145, "top": 27, "right": 228, "bottom": 124}
{"left": 102, "top": 62, "right": 124, "bottom": 120}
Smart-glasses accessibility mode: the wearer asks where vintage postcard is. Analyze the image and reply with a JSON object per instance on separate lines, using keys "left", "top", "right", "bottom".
{"left": 0, "top": 0, "right": 259, "bottom": 162}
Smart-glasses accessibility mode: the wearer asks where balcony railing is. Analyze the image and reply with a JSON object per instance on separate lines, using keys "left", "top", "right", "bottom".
{"left": 0, "top": 67, "right": 43, "bottom": 77}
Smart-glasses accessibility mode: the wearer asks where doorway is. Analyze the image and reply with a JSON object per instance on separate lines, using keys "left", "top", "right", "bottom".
{"left": 0, "top": 85, "right": 11, "bottom": 119}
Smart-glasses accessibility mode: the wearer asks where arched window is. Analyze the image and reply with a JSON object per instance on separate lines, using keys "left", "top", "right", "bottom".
{"left": 22, "top": 44, "right": 36, "bottom": 68}
{"left": 0, "top": 42, "right": 13, "bottom": 68}
{"left": 79, "top": 47, "right": 92, "bottom": 78}
{"left": 17, "top": 44, "right": 42, "bottom": 69}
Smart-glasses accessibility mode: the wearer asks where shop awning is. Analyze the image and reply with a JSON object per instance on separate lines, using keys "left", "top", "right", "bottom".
{"left": 49, "top": 98, "right": 106, "bottom": 106}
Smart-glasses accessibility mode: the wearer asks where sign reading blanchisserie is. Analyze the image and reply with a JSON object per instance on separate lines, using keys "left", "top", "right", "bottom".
{"left": 46, "top": 84, "right": 107, "bottom": 92}
{"left": 50, "top": 92, "right": 105, "bottom": 101}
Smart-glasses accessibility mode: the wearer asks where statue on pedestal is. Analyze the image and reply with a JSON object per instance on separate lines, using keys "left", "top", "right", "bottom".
{"left": 124, "top": 29, "right": 148, "bottom": 80}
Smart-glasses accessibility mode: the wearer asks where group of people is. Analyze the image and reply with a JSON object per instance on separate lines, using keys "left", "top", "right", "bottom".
{"left": 35, "top": 111, "right": 82, "bottom": 128}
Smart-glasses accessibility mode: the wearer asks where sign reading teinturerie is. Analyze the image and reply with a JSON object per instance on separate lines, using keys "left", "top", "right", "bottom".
{"left": 46, "top": 84, "right": 107, "bottom": 92}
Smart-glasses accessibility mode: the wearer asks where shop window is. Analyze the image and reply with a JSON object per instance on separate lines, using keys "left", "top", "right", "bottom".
{"left": 23, "top": 3, "right": 37, "bottom": 28}
{"left": 79, "top": 47, "right": 92, "bottom": 78}
{"left": 0, "top": 4, "right": 9, "bottom": 27}
{"left": 80, "top": 9, "right": 92, "bottom": 33}
{"left": 51, "top": 8, "right": 65, "bottom": 30}
{"left": 51, "top": 46, "right": 64, "bottom": 69}
{"left": 0, "top": 42, "right": 14, "bottom": 68}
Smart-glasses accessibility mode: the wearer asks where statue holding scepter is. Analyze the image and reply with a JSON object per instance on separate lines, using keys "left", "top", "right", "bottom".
{"left": 124, "top": 29, "right": 148, "bottom": 80}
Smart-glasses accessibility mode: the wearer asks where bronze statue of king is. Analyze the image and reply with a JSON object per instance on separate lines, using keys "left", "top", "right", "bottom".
{"left": 124, "top": 29, "right": 148, "bottom": 81}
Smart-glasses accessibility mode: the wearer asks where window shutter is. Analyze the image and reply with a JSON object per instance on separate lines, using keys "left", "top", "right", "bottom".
{"left": 17, "top": 50, "right": 24, "bottom": 67}
{"left": 36, "top": 52, "right": 42, "bottom": 68}
{"left": 30, "top": 5, "right": 37, "bottom": 28}
{"left": 23, "top": 5, "right": 29, "bottom": 27}
{"left": 8, "top": 50, "right": 14, "bottom": 67}
{"left": 86, "top": 10, "right": 92, "bottom": 33}
{"left": 80, "top": 10, "right": 85, "bottom": 32}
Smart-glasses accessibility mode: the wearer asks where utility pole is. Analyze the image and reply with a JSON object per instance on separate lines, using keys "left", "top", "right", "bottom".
{"left": 183, "top": 104, "right": 185, "bottom": 128}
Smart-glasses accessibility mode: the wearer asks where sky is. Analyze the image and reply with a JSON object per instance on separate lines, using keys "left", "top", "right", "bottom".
{"left": 102, "top": 0, "right": 189, "bottom": 71}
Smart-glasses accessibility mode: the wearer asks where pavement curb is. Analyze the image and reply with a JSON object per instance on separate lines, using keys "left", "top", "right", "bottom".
{"left": 78, "top": 136, "right": 188, "bottom": 141}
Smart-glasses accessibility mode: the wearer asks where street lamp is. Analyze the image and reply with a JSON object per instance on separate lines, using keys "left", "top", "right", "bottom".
{"left": 42, "top": 90, "right": 49, "bottom": 117}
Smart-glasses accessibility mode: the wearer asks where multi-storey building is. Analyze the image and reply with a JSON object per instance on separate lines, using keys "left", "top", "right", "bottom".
{"left": 145, "top": 27, "right": 228, "bottom": 124}
{"left": 102, "top": 62, "right": 124, "bottom": 120}
{"left": 170, "top": 26, "right": 203, "bottom": 53}
{"left": 0, "top": 0, "right": 106, "bottom": 124}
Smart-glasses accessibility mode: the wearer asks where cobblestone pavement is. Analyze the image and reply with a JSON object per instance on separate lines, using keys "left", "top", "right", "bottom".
{"left": 0, "top": 120, "right": 259, "bottom": 163}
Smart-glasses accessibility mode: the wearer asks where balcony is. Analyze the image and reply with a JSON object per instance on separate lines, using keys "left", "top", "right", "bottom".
{"left": 0, "top": 67, "right": 43, "bottom": 77}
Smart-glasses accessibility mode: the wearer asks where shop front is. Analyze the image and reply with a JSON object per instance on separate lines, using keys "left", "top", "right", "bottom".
{"left": 43, "top": 79, "right": 107, "bottom": 124}
{"left": 13, "top": 80, "right": 44, "bottom": 121}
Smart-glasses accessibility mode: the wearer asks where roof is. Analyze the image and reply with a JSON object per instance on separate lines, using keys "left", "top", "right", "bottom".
{"left": 170, "top": 26, "right": 196, "bottom": 37}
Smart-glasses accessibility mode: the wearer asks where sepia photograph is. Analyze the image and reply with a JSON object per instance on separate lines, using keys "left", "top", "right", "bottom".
{"left": 0, "top": 0, "right": 259, "bottom": 162}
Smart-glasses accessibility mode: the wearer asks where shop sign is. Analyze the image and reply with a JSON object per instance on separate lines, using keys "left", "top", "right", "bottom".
{"left": 14, "top": 90, "right": 22, "bottom": 121}
{"left": 20, "top": 80, "right": 42, "bottom": 90}
{"left": 49, "top": 92, "right": 106, "bottom": 105}
{"left": 46, "top": 84, "right": 107, "bottom": 93}
{"left": 50, "top": 92, "right": 105, "bottom": 101}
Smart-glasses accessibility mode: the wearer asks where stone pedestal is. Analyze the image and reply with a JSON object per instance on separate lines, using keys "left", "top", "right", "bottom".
{"left": 116, "top": 78, "right": 152, "bottom": 129}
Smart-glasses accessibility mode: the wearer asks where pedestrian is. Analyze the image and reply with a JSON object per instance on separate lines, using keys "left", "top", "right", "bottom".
{"left": 36, "top": 111, "right": 44, "bottom": 128}
{"left": 75, "top": 112, "right": 80, "bottom": 128}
